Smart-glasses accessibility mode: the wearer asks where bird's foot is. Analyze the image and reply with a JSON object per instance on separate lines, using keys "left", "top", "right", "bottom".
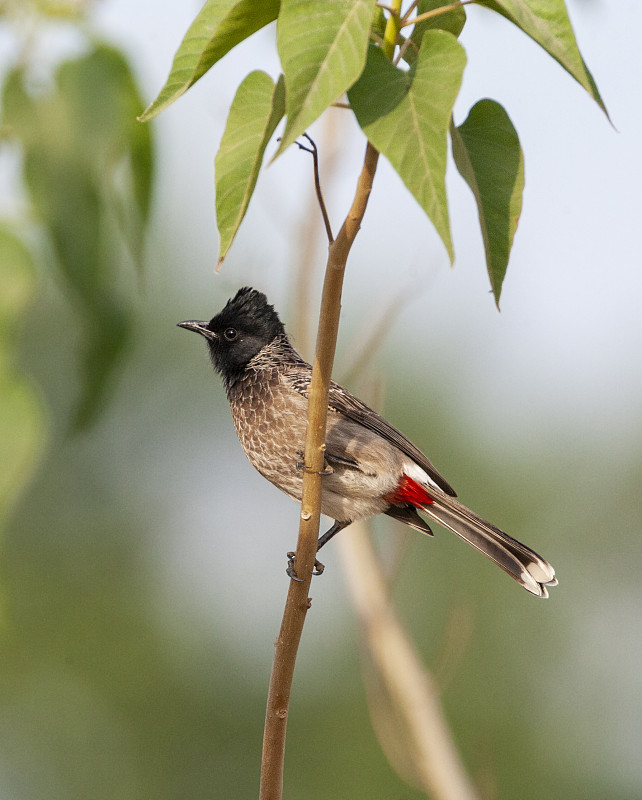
{"left": 295, "top": 451, "right": 333, "bottom": 476}
{"left": 286, "top": 551, "right": 325, "bottom": 581}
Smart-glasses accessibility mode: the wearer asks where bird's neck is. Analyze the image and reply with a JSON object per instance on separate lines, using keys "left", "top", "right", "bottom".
{"left": 223, "top": 333, "right": 303, "bottom": 397}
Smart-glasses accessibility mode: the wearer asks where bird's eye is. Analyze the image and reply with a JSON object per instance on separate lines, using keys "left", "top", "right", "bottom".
{"left": 224, "top": 328, "right": 238, "bottom": 341}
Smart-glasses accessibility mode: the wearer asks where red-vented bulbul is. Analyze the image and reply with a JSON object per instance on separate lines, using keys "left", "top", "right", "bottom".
{"left": 178, "top": 287, "right": 557, "bottom": 598}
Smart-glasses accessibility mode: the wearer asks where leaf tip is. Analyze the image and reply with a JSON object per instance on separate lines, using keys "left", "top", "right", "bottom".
{"left": 490, "top": 282, "right": 502, "bottom": 310}
{"left": 269, "top": 136, "right": 289, "bottom": 164}
{"left": 137, "top": 103, "right": 156, "bottom": 124}
{"left": 444, "top": 235, "right": 455, "bottom": 266}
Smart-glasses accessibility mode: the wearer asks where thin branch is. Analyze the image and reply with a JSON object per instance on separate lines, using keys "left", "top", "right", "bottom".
{"left": 393, "top": 35, "right": 415, "bottom": 66}
{"left": 259, "top": 142, "right": 379, "bottom": 800}
{"left": 337, "top": 524, "right": 480, "bottom": 800}
{"left": 294, "top": 134, "right": 334, "bottom": 244}
{"left": 331, "top": 101, "right": 351, "bottom": 109}
{"left": 401, "top": 0, "right": 476, "bottom": 29}
{"left": 401, "top": 0, "right": 420, "bottom": 24}
{"left": 292, "top": 114, "right": 343, "bottom": 359}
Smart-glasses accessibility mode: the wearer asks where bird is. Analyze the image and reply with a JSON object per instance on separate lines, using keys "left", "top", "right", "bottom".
{"left": 178, "top": 287, "right": 557, "bottom": 598}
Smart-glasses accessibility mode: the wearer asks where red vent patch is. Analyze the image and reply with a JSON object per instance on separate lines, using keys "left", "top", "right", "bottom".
{"left": 384, "top": 474, "right": 434, "bottom": 507}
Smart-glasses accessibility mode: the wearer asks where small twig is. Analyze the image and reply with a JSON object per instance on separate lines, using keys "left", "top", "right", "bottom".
{"left": 377, "top": 2, "right": 399, "bottom": 15}
{"left": 401, "top": 0, "right": 476, "bottom": 29}
{"left": 401, "top": 0, "right": 420, "bottom": 24}
{"left": 292, "top": 115, "right": 343, "bottom": 359}
{"left": 294, "top": 134, "right": 334, "bottom": 245}
{"left": 393, "top": 35, "right": 415, "bottom": 66}
{"left": 331, "top": 101, "right": 351, "bottom": 109}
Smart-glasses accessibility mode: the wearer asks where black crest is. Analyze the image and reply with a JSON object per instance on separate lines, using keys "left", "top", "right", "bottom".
{"left": 211, "top": 288, "right": 284, "bottom": 340}
{"left": 205, "top": 287, "right": 287, "bottom": 379}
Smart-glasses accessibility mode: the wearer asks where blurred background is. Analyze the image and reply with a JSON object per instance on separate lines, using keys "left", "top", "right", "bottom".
{"left": 1, "top": 1, "right": 641, "bottom": 798}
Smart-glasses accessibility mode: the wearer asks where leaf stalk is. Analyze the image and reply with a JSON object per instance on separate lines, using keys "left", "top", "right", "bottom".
{"left": 382, "top": 0, "right": 403, "bottom": 60}
{"left": 402, "top": 1, "right": 476, "bottom": 29}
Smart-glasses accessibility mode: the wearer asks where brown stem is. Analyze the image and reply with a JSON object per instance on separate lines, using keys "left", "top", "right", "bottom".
{"left": 259, "top": 142, "right": 379, "bottom": 800}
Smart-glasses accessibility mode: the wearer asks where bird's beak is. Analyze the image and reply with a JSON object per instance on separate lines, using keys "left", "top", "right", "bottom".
{"left": 177, "top": 320, "right": 217, "bottom": 342}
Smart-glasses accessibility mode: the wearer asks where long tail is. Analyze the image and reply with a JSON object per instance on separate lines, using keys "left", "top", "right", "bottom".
{"left": 418, "top": 494, "right": 557, "bottom": 598}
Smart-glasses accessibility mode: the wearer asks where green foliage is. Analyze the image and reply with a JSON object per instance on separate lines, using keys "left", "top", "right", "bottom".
{"left": 143, "top": 0, "right": 605, "bottom": 304}
{"left": 396, "top": 0, "right": 467, "bottom": 69}
{"left": 2, "top": 43, "right": 153, "bottom": 430}
{"left": 0, "top": 230, "right": 46, "bottom": 535}
{"left": 412, "top": 0, "right": 467, "bottom": 42}
{"left": 138, "top": 0, "right": 281, "bottom": 122}
{"left": 215, "top": 73, "right": 285, "bottom": 266}
{"left": 478, "top": 0, "right": 606, "bottom": 113}
{"left": 451, "top": 100, "right": 524, "bottom": 306}
{"left": 0, "top": 4, "right": 620, "bottom": 798}
{"left": 349, "top": 34, "right": 466, "bottom": 263}
{"left": 275, "top": 0, "right": 376, "bottom": 155}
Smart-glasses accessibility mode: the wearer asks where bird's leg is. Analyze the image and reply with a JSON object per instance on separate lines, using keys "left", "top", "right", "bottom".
{"left": 317, "top": 520, "right": 348, "bottom": 551}
{"left": 286, "top": 520, "right": 349, "bottom": 581}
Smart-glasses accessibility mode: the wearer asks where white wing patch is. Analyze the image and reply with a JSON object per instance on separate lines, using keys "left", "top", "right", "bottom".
{"left": 403, "top": 460, "right": 443, "bottom": 491}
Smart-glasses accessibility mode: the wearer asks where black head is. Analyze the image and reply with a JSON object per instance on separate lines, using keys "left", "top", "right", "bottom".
{"left": 178, "top": 287, "right": 286, "bottom": 380}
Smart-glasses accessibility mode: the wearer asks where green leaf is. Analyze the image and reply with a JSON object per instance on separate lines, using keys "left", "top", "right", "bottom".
{"left": 275, "top": 0, "right": 376, "bottom": 156}
{"left": 0, "top": 373, "right": 45, "bottom": 528}
{"left": 413, "top": 0, "right": 467, "bottom": 41}
{"left": 403, "top": 0, "right": 466, "bottom": 66}
{"left": 215, "top": 72, "right": 285, "bottom": 267}
{"left": 0, "top": 229, "right": 46, "bottom": 528}
{"left": 2, "top": 48, "right": 150, "bottom": 430}
{"left": 451, "top": 100, "right": 524, "bottom": 306}
{"left": 57, "top": 45, "right": 154, "bottom": 263}
{"left": 72, "top": 301, "right": 133, "bottom": 432}
{"left": 0, "top": 227, "right": 37, "bottom": 337}
{"left": 0, "top": 373, "right": 46, "bottom": 526}
{"left": 139, "top": 0, "right": 280, "bottom": 122}
{"left": 3, "top": 68, "right": 101, "bottom": 301}
{"left": 349, "top": 33, "right": 466, "bottom": 262}
{"left": 479, "top": 0, "right": 607, "bottom": 114}
{"left": 371, "top": 4, "right": 387, "bottom": 40}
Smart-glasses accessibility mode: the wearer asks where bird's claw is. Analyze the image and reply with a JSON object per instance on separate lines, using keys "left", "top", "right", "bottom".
{"left": 286, "top": 551, "right": 325, "bottom": 581}
{"left": 286, "top": 551, "right": 303, "bottom": 582}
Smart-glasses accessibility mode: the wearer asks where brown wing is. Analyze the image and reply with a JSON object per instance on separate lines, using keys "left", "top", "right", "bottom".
{"left": 282, "top": 359, "right": 456, "bottom": 497}
{"left": 326, "top": 381, "right": 456, "bottom": 496}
